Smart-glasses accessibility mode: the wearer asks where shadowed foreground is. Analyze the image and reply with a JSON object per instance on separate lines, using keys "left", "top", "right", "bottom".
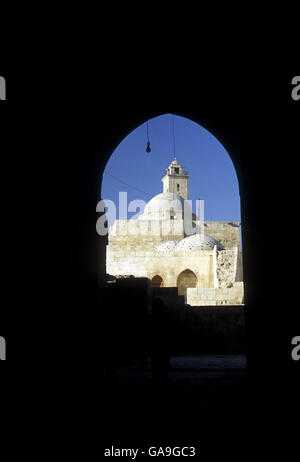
{"left": 103, "top": 353, "right": 299, "bottom": 456}
{"left": 103, "top": 355, "right": 248, "bottom": 444}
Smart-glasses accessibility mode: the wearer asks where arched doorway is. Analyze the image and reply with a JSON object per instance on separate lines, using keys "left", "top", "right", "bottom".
{"left": 151, "top": 275, "right": 164, "bottom": 288}
{"left": 177, "top": 269, "right": 197, "bottom": 299}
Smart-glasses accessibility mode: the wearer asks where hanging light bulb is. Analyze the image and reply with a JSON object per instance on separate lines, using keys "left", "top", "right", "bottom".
{"left": 146, "top": 119, "right": 151, "bottom": 153}
{"left": 146, "top": 141, "right": 151, "bottom": 153}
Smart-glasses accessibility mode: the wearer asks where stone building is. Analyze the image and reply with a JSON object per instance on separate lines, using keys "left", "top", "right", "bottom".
{"left": 106, "top": 159, "right": 244, "bottom": 306}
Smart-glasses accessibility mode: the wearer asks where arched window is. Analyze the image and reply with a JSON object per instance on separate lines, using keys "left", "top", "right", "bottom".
{"left": 151, "top": 275, "right": 164, "bottom": 288}
{"left": 177, "top": 269, "right": 198, "bottom": 299}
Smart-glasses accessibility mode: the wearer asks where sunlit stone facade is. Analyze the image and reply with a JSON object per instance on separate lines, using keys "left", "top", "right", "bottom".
{"left": 106, "top": 159, "right": 243, "bottom": 305}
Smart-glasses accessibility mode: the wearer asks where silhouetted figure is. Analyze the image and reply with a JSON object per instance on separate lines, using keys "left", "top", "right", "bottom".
{"left": 102, "top": 278, "right": 150, "bottom": 384}
{"left": 150, "top": 298, "right": 170, "bottom": 385}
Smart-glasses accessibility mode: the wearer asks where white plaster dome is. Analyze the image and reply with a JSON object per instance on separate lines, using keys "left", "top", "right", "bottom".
{"left": 139, "top": 192, "right": 186, "bottom": 220}
{"left": 175, "top": 233, "right": 224, "bottom": 251}
{"left": 154, "top": 234, "right": 224, "bottom": 252}
{"left": 154, "top": 240, "right": 179, "bottom": 252}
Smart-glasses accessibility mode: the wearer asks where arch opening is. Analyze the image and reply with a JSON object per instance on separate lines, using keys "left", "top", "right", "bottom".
{"left": 151, "top": 275, "right": 164, "bottom": 288}
{"left": 101, "top": 113, "right": 244, "bottom": 307}
{"left": 177, "top": 269, "right": 198, "bottom": 300}
{"left": 100, "top": 110, "right": 247, "bottom": 420}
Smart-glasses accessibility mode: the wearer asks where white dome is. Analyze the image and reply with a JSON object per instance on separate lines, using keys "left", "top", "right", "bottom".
{"left": 153, "top": 234, "right": 224, "bottom": 252}
{"left": 139, "top": 192, "right": 187, "bottom": 220}
{"left": 175, "top": 233, "right": 224, "bottom": 251}
{"left": 154, "top": 240, "right": 179, "bottom": 252}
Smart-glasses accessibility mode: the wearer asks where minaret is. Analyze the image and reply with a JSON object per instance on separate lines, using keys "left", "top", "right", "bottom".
{"left": 161, "top": 159, "right": 189, "bottom": 199}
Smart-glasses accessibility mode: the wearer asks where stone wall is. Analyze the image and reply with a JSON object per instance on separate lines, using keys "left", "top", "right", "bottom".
{"left": 204, "top": 221, "right": 240, "bottom": 248}
{"left": 186, "top": 282, "right": 244, "bottom": 306}
{"left": 108, "top": 219, "right": 185, "bottom": 251}
{"left": 106, "top": 219, "right": 243, "bottom": 306}
{"left": 108, "top": 220, "right": 241, "bottom": 250}
{"left": 216, "top": 247, "right": 238, "bottom": 288}
{"left": 106, "top": 246, "right": 216, "bottom": 288}
{"left": 235, "top": 250, "right": 243, "bottom": 281}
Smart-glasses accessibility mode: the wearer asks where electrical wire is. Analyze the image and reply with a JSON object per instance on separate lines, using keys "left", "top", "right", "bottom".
{"left": 104, "top": 170, "right": 154, "bottom": 197}
{"left": 172, "top": 114, "right": 176, "bottom": 160}
{"left": 147, "top": 120, "right": 150, "bottom": 143}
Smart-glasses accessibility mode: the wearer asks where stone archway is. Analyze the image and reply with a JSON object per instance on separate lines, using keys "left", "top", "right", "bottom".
{"left": 151, "top": 275, "right": 164, "bottom": 288}
{"left": 177, "top": 269, "right": 198, "bottom": 299}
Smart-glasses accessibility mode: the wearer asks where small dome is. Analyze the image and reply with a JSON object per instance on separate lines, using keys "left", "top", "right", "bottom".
{"left": 153, "top": 234, "right": 224, "bottom": 252}
{"left": 139, "top": 192, "right": 188, "bottom": 220}
{"left": 175, "top": 233, "right": 224, "bottom": 251}
{"left": 154, "top": 240, "right": 179, "bottom": 252}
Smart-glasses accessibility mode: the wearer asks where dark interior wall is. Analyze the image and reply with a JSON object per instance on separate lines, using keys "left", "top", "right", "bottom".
{"left": 2, "top": 64, "right": 299, "bottom": 395}
{"left": 59, "top": 68, "right": 299, "bottom": 389}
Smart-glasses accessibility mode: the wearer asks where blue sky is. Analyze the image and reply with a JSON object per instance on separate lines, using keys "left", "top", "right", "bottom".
{"left": 101, "top": 114, "right": 240, "bottom": 226}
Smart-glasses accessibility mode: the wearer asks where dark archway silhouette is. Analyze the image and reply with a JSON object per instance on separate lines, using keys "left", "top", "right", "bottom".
{"left": 63, "top": 73, "right": 300, "bottom": 399}
{"left": 3, "top": 59, "right": 297, "bottom": 456}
